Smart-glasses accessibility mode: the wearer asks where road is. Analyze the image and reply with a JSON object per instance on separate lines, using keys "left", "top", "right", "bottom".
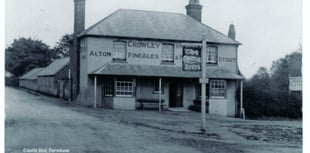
{"left": 5, "top": 87, "right": 302, "bottom": 153}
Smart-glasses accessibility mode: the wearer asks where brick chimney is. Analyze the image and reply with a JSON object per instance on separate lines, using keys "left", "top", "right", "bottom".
{"left": 228, "top": 24, "right": 236, "bottom": 40}
{"left": 74, "top": 0, "right": 86, "bottom": 35}
{"left": 185, "top": 0, "right": 203, "bottom": 22}
{"left": 70, "top": 0, "right": 85, "bottom": 100}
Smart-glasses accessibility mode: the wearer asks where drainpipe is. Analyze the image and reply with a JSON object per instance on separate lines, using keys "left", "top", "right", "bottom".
{"left": 159, "top": 77, "right": 162, "bottom": 111}
{"left": 94, "top": 76, "right": 97, "bottom": 108}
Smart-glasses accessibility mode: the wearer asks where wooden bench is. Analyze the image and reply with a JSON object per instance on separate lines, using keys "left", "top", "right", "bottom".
{"left": 136, "top": 98, "right": 165, "bottom": 110}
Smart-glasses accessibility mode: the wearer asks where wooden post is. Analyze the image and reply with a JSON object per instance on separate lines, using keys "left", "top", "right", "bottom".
{"left": 159, "top": 77, "right": 162, "bottom": 111}
{"left": 200, "top": 34, "right": 207, "bottom": 131}
{"left": 240, "top": 80, "right": 245, "bottom": 119}
{"left": 94, "top": 76, "right": 97, "bottom": 108}
{"left": 68, "top": 69, "right": 72, "bottom": 101}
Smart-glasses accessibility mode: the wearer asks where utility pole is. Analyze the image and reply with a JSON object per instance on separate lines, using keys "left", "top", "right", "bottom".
{"left": 199, "top": 34, "right": 207, "bottom": 131}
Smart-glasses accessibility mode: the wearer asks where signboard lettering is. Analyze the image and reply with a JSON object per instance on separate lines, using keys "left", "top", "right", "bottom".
{"left": 128, "top": 40, "right": 160, "bottom": 49}
{"left": 89, "top": 51, "right": 111, "bottom": 57}
{"left": 182, "top": 46, "right": 201, "bottom": 71}
{"left": 289, "top": 76, "right": 302, "bottom": 91}
{"left": 128, "top": 52, "right": 159, "bottom": 59}
{"left": 218, "top": 57, "right": 237, "bottom": 63}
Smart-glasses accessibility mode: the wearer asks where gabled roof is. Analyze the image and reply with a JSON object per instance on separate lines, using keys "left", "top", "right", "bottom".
{"left": 91, "top": 63, "right": 244, "bottom": 79}
{"left": 19, "top": 68, "right": 44, "bottom": 80}
{"left": 38, "top": 58, "right": 69, "bottom": 76}
{"left": 79, "top": 9, "right": 240, "bottom": 45}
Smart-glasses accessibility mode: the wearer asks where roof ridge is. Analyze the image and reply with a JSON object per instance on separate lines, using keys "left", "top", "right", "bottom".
{"left": 194, "top": 17, "right": 241, "bottom": 44}
{"left": 118, "top": 8, "right": 184, "bottom": 16}
{"left": 179, "top": 13, "right": 240, "bottom": 44}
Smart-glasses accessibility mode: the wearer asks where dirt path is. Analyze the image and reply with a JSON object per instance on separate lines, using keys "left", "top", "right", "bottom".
{"left": 5, "top": 87, "right": 302, "bottom": 153}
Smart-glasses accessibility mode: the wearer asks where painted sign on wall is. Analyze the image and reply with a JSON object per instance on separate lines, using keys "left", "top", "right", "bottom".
{"left": 182, "top": 46, "right": 201, "bottom": 71}
{"left": 289, "top": 76, "right": 302, "bottom": 91}
{"left": 127, "top": 40, "right": 160, "bottom": 49}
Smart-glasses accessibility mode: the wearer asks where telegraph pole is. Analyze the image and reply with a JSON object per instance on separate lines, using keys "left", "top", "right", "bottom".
{"left": 200, "top": 34, "right": 207, "bottom": 131}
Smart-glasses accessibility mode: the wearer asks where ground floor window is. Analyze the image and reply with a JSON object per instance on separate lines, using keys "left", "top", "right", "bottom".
{"left": 102, "top": 78, "right": 134, "bottom": 97}
{"left": 103, "top": 79, "right": 114, "bottom": 96}
{"left": 210, "top": 80, "right": 226, "bottom": 98}
{"left": 154, "top": 80, "right": 164, "bottom": 93}
{"left": 115, "top": 79, "right": 134, "bottom": 96}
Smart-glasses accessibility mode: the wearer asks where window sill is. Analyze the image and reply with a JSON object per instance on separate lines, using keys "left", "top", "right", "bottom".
{"left": 206, "top": 63, "right": 218, "bottom": 66}
{"left": 115, "top": 95, "right": 134, "bottom": 98}
{"left": 153, "top": 91, "right": 165, "bottom": 94}
{"left": 160, "top": 62, "right": 174, "bottom": 65}
{"left": 209, "top": 97, "right": 226, "bottom": 99}
{"left": 112, "top": 60, "right": 127, "bottom": 63}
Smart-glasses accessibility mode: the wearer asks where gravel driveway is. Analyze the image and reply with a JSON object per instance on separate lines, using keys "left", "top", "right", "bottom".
{"left": 5, "top": 87, "right": 302, "bottom": 153}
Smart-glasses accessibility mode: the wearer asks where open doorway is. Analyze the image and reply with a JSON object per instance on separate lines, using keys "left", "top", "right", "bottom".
{"left": 169, "top": 81, "right": 183, "bottom": 107}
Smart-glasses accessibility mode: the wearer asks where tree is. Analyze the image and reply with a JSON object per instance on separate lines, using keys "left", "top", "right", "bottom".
{"left": 244, "top": 67, "right": 273, "bottom": 117}
{"left": 270, "top": 50, "right": 302, "bottom": 118}
{"left": 243, "top": 48, "right": 302, "bottom": 118}
{"left": 5, "top": 37, "right": 52, "bottom": 77}
{"left": 50, "top": 34, "right": 73, "bottom": 60}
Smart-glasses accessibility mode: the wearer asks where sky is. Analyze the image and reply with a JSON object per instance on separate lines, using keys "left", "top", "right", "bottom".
{"left": 4, "top": 0, "right": 302, "bottom": 78}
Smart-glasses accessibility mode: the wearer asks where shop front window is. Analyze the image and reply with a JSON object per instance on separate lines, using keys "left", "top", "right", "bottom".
{"left": 115, "top": 79, "right": 134, "bottom": 96}
{"left": 113, "top": 41, "right": 127, "bottom": 61}
{"left": 210, "top": 80, "right": 226, "bottom": 98}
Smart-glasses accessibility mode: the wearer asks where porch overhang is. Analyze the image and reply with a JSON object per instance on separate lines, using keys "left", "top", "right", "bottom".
{"left": 90, "top": 63, "right": 244, "bottom": 80}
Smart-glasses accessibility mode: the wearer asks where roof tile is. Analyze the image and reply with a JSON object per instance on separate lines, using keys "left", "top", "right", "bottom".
{"left": 79, "top": 9, "right": 240, "bottom": 44}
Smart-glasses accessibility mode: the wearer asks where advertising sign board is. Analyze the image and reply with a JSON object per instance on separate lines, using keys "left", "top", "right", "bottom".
{"left": 182, "top": 46, "right": 201, "bottom": 71}
{"left": 289, "top": 76, "right": 302, "bottom": 91}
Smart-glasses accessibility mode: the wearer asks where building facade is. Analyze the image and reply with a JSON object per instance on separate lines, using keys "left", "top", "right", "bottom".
{"left": 72, "top": 0, "right": 244, "bottom": 116}
{"left": 19, "top": 68, "right": 44, "bottom": 91}
{"left": 37, "top": 58, "right": 70, "bottom": 97}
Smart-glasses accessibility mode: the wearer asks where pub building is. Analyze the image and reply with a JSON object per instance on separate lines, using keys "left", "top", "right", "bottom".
{"left": 71, "top": 0, "right": 245, "bottom": 117}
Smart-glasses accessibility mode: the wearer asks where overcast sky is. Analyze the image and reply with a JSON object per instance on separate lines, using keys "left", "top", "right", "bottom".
{"left": 5, "top": 0, "right": 302, "bottom": 78}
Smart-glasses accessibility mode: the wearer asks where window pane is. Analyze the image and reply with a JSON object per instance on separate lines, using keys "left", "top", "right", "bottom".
{"left": 113, "top": 41, "right": 126, "bottom": 60}
{"left": 206, "top": 47, "right": 217, "bottom": 64}
{"left": 115, "top": 80, "right": 134, "bottom": 96}
{"left": 162, "top": 44, "right": 174, "bottom": 62}
{"left": 210, "top": 80, "right": 226, "bottom": 98}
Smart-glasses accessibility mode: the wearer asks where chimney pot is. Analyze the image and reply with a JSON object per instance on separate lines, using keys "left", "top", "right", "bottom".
{"left": 228, "top": 24, "right": 236, "bottom": 40}
{"left": 185, "top": 0, "right": 203, "bottom": 22}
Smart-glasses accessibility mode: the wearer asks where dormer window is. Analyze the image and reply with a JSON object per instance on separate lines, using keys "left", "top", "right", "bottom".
{"left": 206, "top": 46, "right": 218, "bottom": 64}
{"left": 161, "top": 44, "right": 174, "bottom": 63}
{"left": 113, "top": 41, "right": 127, "bottom": 61}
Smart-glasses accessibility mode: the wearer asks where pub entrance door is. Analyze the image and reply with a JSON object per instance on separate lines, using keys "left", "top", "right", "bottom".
{"left": 169, "top": 81, "right": 183, "bottom": 108}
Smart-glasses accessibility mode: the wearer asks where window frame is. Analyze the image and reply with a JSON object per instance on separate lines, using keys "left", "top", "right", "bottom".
{"left": 206, "top": 46, "right": 218, "bottom": 65}
{"left": 115, "top": 79, "right": 134, "bottom": 97}
{"left": 103, "top": 79, "right": 114, "bottom": 97}
{"left": 209, "top": 80, "right": 226, "bottom": 98}
{"left": 153, "top": 80, "right": 165, "bottom": 94}
{"left": 112, "top": 40, "right": 127, "bottom": 62}
{"left": 161, "top": 43, "right": 175, "bottom": 63}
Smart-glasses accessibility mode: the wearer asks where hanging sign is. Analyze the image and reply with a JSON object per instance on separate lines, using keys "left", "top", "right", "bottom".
{"left": 289, "top": 76, "right": 302, "bottom": 91}
{"left": 182, "top": 46, "right": 201, "bottom": 71}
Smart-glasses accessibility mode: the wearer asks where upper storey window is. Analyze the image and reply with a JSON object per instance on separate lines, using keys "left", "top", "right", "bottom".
{"left": 206, "top": 46, "right": 218, "bottom": 64}
{"left": 113, "top": 41, "right": 127, "bottom": 61}
{"left": 161, "top": 44, "right": 174, "bottom": 63}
